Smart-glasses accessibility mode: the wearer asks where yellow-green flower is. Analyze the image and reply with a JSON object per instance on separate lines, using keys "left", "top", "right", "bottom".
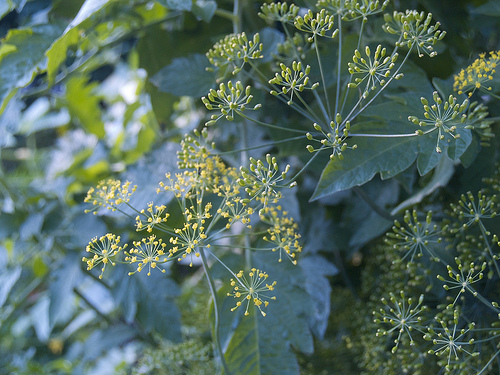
{"left": 135, "top": 202, "right": 169, "bottom": 233}
{"left": 82, "top": 233, "right": 126, "bottom": 279}
{"left": 84, "top": 179, "right": 136, "bottom": 214}
{"left": 125, "top": 235, "right": 169, "bottom": 276}
{"left": 453, "top": 51, "right": 500, "bottom": 97}
{"left": 227, "top": 268, "right": 277, "bottom": 316}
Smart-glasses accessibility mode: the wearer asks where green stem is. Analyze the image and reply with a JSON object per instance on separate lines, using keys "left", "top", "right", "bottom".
{"left": 478, "top": 348, "right": 500, "bottom": 375}
{"left": 215, "top": 135, "right": 306, "bottom": 155}
{"left": 288, "top": 149, "right": 323, "bottom": 183}
{"left": 314, "top": 34, "right": 332, "bottom": 120}
{"left": 479, "top": 220, "right": 500, "bottom": 278}
{"left": 334, "top": 15, "right": 342, "bottom": 117}
{"left": 236, "top": 111, "right": 306, "bottom": 133}
{"left": 200, "top": 247, "right": 232, "bottom": 375}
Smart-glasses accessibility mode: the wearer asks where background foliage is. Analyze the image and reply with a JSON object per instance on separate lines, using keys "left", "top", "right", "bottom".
{"left": 0, "top": 0, "right": 499, "bottom": 374}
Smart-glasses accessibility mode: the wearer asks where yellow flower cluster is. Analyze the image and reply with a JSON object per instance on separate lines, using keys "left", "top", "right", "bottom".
{"left": 82, "top": 233, "right": 125, "bottom": 279}
{"left": 227, "top": 268, "right": 276, "bottom": 316}
{"left": 261, "top": 206, "right": 302, "bottom": 265}
{"left": 84, "top": 179, "right": 136, "bottom": 214}
{"left": 454, "top": 51, "right": 499, "bottom": 97}
{"left": 124, "top": 235, "right": 168, "bottom": 276}
{"left": 135, "top": 202, "right": 169, "bottom": 232}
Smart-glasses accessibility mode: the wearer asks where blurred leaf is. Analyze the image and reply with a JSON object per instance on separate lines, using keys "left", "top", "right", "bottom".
{"left": 157, "top": 0, "right": 192, "bottom": 11}
{"left": 65, "top": 75, "right": 105, "bottom": 137}
{"left": 49, "top": 255, "right": 82, "bottom": 327}
{"left": 192, "top": 0, "right": 217, "bottom": 22}
{"left": 46, "top": 27, "right": 80, "bottom": 85}
{"left": 259, "top": 27, "right": 284, "bottom": 63}
{"left": 151, "top": 53, "right": 215, "bottom": 97}
{"left": 300, "top": 255, "right": 338, "bottom": 339}
{"left": 471, "top": 0, "right": 500, "bottom": 16}
{"left": 31, "top": 294, "right": 51, "bottom": 342}
{"left": 391, "top": 156, "right": 455, "bottom": 215}
{"left": 18, "top": 97, "right": 70, "bottom": 135}
{"left": 0, "top": 266, "right": 21, "bottom": 308}
{"left": 66, "top": 0, "right": 113, "bottom": 30}
{"left": 0, "top": 24, "right": 65, "bottom": 115}
{"left": 19, "top": 212, "right": 44, "bottom": 240}
{"left": 0, "top": 1, "right": 15, "bottom": 19}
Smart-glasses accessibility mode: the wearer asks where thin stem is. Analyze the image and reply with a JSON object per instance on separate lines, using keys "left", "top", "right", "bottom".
{"left": 479, "top": 221, "right": 500, "bottom": 278}
{"left": 288, "top": 149, "right": 324, "bottom": 183}
{"left": 342, "top": 49, "right": 412, "bottom": 128}
{"left": 200, "top": 247, "right": 232, "bottom": 375}
{"left": 215, "top": 135, "right": 306, "bottom": 155}
{"left": 478, "top": 349, "right": 500, "bottom": 375}
{"left": 236, "top": 111, "right": 306, "bottom": 133}
{"left": 334, "top": 15, "right": 342, "bottom": 117}
{"left": 314, "top": 34, "right": 332, "bottom": 120}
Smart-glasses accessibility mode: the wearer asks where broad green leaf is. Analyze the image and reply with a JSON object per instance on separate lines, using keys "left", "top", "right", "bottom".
{"left": 66, "top": 0, "right": 115, "bottom": 30}
{"left": 311, "top": 121, "right": 420, "bottom": 200}
{"left": 471, "top": 0, "right": 500, "bottom": 16}
{"left": 157, "top": 0, "right": 192, "bottom": 11}
{"left": 300, "top": 255, "right": 338, "bottom": 339}
{"left": 46, "top": 27, "right": 80, "bottom": 85}
{"left": 260, "top": 27, "right": 284, "bottom": 63}
{"left": 65, "top": 75, "right": 105, "bottom": 137}
{"left": 192, "top": 0, "right": 217, "bottom": 22}
{"left": 0, "top": 1, "right": 14, "bottom": 19}
{"left": 0, "top": 266, "right": 21, "bottom": 308}
{"left": 391, "top": 156, "right": 455, "bottom": 215}
{"left": 217, "top": 252, "right": 313, "bottom": 375}
{"left": 151, "top": 53, "right": 216, "bottom": 97}
{"left": 0, "top": 24, "right": 65, "bottom": 116}
{"left": 49, "top": 255, "right": 81, "bottom": 327}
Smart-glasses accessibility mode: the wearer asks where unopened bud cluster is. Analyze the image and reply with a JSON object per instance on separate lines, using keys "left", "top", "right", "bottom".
{"left": 269, "top": 61, "right": 319, "bottom": 104}
{"left": 294, "top": 9, "right": 338, "bottom": 42}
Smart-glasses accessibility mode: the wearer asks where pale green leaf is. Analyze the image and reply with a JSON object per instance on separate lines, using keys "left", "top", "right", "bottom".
{"left": 157, "top": 0, "right": 192, "bottom": 11}
{"left": 66, "top": 0, "right": 115, "bottom": 30}
{"left": 65, "top": 75, "right": 105, "bottom": 137}
{"left": 0, "top": 266, "right": 21, "bottom": 308}
{"left": 0, "top": 24, "right": 65, "bottom": 116}
{"left": 151, "top": 53, "right": 215, "bottom": 97}
{"left": 46, "top": 27, "right": 80, "bottom": 85}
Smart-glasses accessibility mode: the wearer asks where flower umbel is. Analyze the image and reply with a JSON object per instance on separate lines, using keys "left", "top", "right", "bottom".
{"left": 84, "top": 179, "right": 136, "bottom": 214}
{"left": 206, "top": 32, "right": 263, "bottom": 77}
{"left": 202, "top": 81, "right": 261, "bottom": 125}
{"left": 373, "top": 291, "right": 427, "bottom": 353}
{"left": 408, "top": 92, "right": 469, "bottom": 153}
{"left": 348, "top": 45, "right": 400, "bottom": 98}
{"left": 83, "top": 233, "right": 126, "bottom": 279}
{"left": 135, "top": 202, "right": 169, "bottom": 233}
{"left": 269, "top": 61, "right": 319, "bottom": 105}
{"left": 125, "top": 235, "right": 169, "bottom": 276}
{"left": 383, "top": 10, "right": 446, "bottom": 57}
{"left": 259, "top": 2, "right": 299, "bottom": 24}
{"left": 437, "top": 257, "right": 486, "bottom": 307}
{"left": 227, "top": 268, "right": 277, "bottom": 316}
{"left": 453, "top": 51, "right": 500, "bottom": 97}
{"left": 294, "top": 9, "right": 338, "bottom": 42}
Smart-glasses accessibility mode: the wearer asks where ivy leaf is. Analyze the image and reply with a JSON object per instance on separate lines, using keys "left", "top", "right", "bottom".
{"left": 217, "top": 252, "right": 313, "bottom": 375}
{"left": 151, "top": 53, "right": 216, "bottom": 97}
{"left": 0, "top": 24, "right": 65, "bottom": 116}
{"left": 157, "top": 0, "right": 192, "bottom": 11}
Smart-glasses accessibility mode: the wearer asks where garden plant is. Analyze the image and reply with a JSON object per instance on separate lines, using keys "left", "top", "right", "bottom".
{"left": 0, "top": 0, "right": 500, "bottom": 374}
